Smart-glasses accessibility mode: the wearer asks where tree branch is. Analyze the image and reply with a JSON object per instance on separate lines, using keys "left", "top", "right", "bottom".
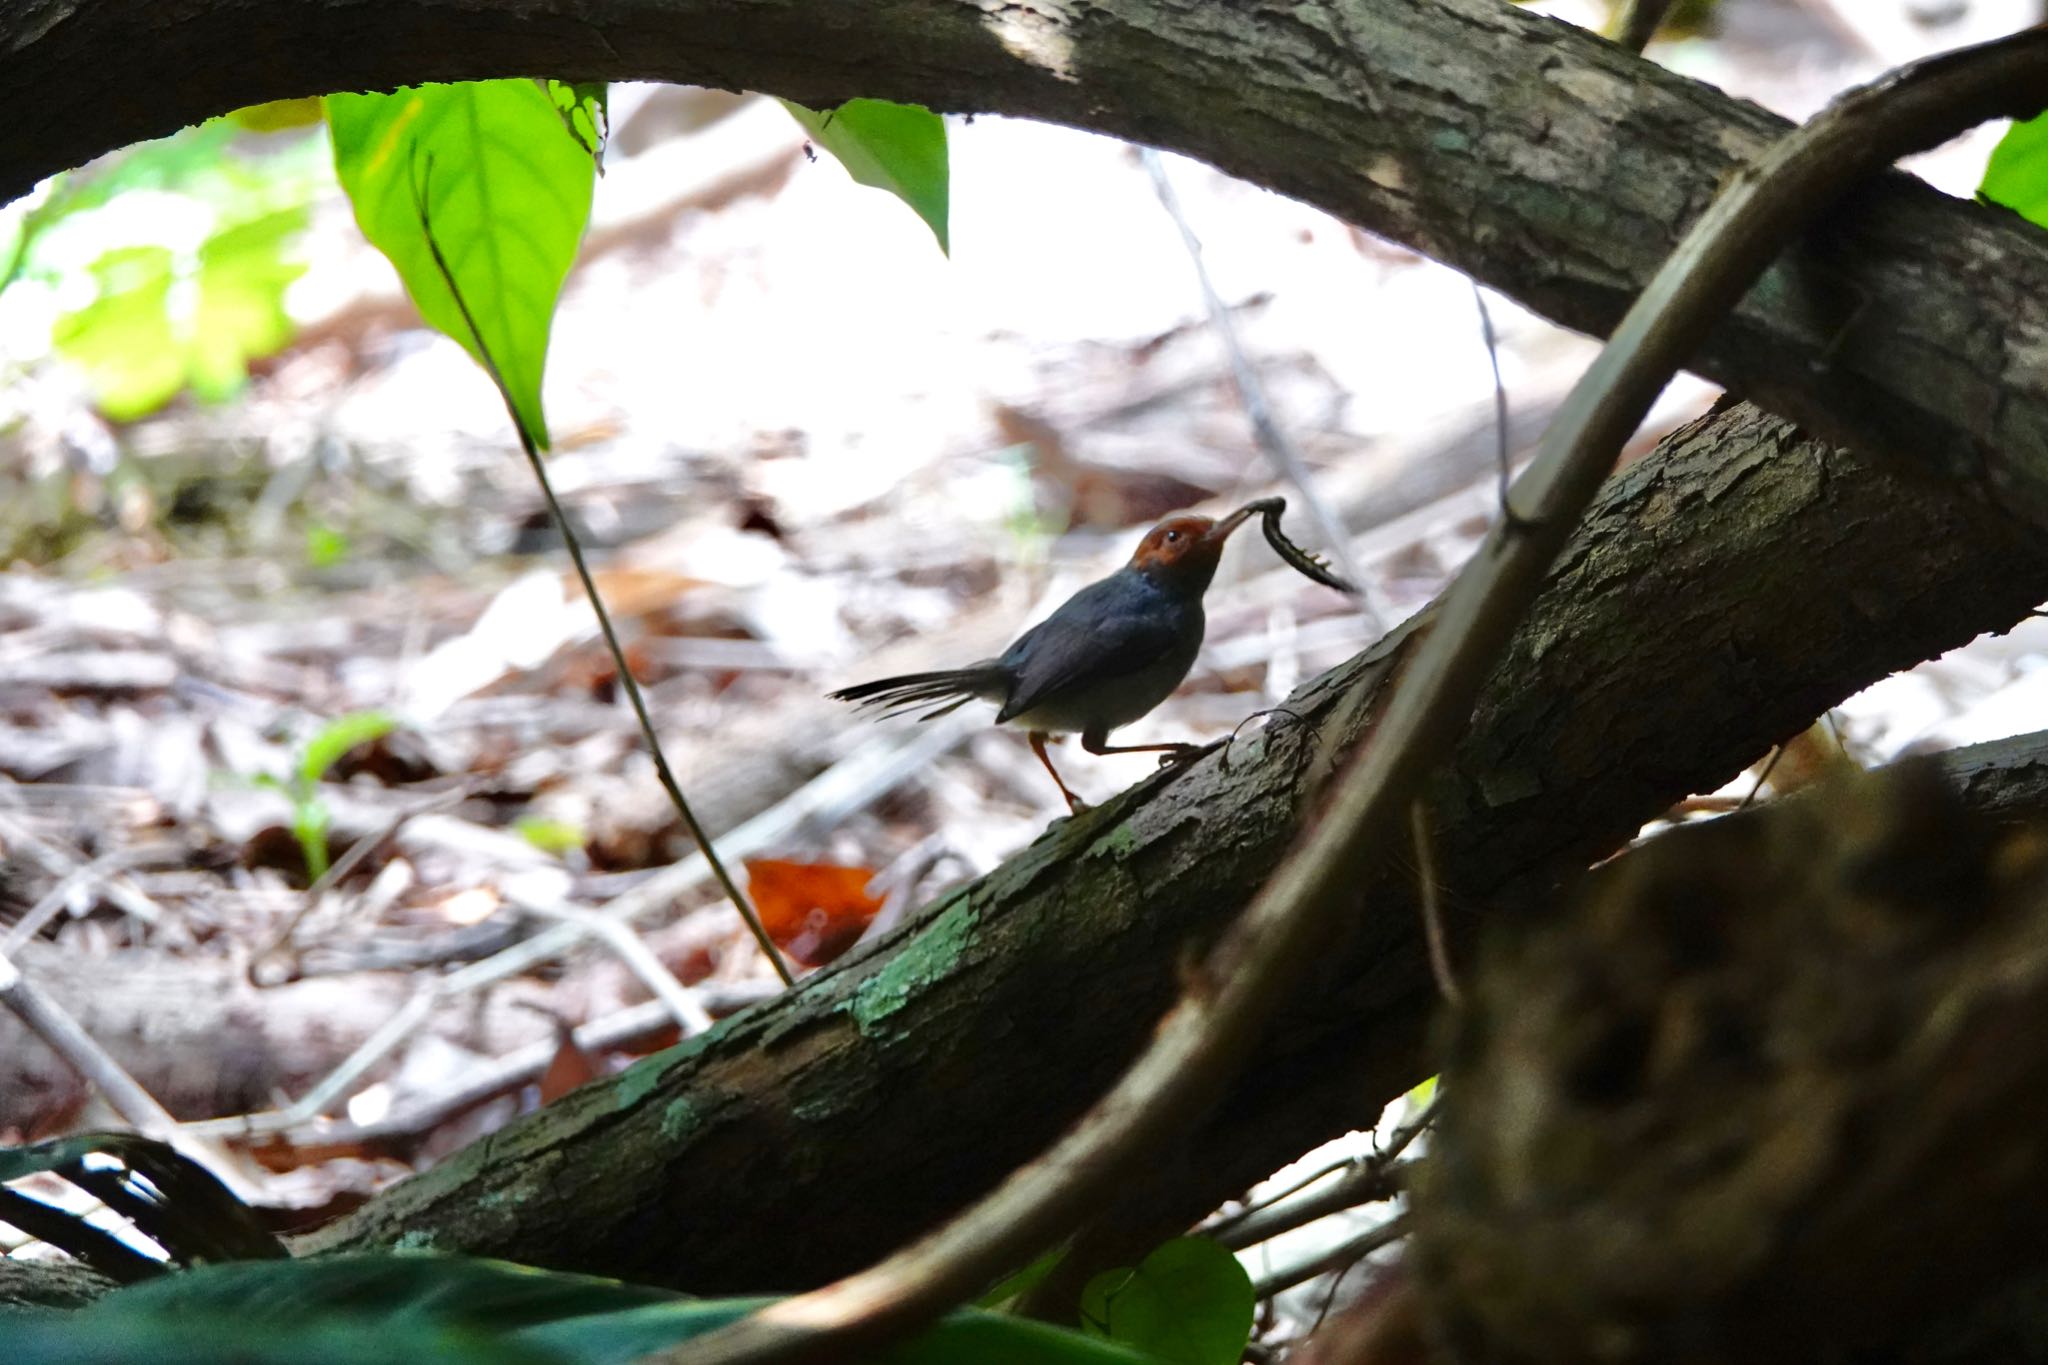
{"left": 657, "top": 32, "right": 2048, "bottom": 1365}
{"left": 7, "top": 0, "right": 2048, "bottom": 512}
{"left": 306, "top": 396, "right": 2048, "bottom": 1303}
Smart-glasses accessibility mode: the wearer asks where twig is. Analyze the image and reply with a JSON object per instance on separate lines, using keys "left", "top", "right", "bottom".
{"left": 1211, "top": 1100, "right": 1435, "bottom": 1252}
{"left": 1468, "top": 285, "right": 1521, "bottom": 527}
{"left": 404, "top": 151, "right": 794, "bottom": 989}
{"left": 512, "top": 894, "right": 715, "bottom": 1035}
{"left": 0, "top": 952, "right": 259, "bottom": 1202}
{"left": 1249, "top": 1212, "right": 1411, "bottom": 1300}
{"left": 645, "top": 32, "right": 2048, "bottom": 1365}
{"left": 176, "top": 721, "right": 973, "bottom": 1141}
{"left": 1608, "top": 0, "right": 1679, "bottom": 52}
{"left": 1408, "top": 801, "right": 1462, "bottom": 1009}
{"left": 257, "top": 983, "right": 778, "bottom": 1151}
{"left": 0, "top": 812, "right": 163, "bottom": 930}
{"left": 247, "top": 785, "right": 469, "bottom": 984}
{"left": 1139, "top": 148, "right": 1385, "bottom": 633}
{"left": 1, "top": 841, "right": 180, "bottom": 955}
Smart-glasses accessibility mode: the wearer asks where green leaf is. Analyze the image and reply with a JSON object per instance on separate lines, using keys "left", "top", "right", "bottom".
{"left": 979, "top": 1245, "right": 1068, "bottom": 1310}
{"left": 1079, "top": 1238, "right": 1254, "bottom": 1365}
{"left": 327, "top": 81, "right": 595, "bottom": 448}
{"left": 46, "top": 205, "right": 308, "bottom": 419}
{"left": 8, "top": 1254, "right": 1157, "bottom": 1365}
{"left": 297, "top": 710, "right": 398, "bottom": 790}
{"left": 1981, "top": 110, "right": 2048, "bottom": 229}
{"left": 51, "top": 246, "right": 185, "bottom": 419}
{"left": 544, "top": 81, "right": 610, "bottom": 174}
{"left": 293, "top": 798, "right": 333, "bottom": 882}
{"left": 781, "top": 98, "right": 949, "bottom": 254}
{"left": 305, "top": 524, "right": 350, "bottom": 568}
{"left": 515, "top": 816, "right": 586, "bottom": 856}
{"left": 189, "top": 206, "right": 309, "bottom": 401}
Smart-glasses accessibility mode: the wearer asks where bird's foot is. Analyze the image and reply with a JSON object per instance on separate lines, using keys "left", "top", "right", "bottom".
{"left": 1155, "top": 740, "right": 1222, "bottom": 769}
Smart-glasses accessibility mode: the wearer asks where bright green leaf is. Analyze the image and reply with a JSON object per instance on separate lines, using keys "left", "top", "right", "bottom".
{"left": 327, "top": 81, "right": 595, "bottom": 448}
{"left": 515, "top": 816, "right": 586, "bottom": 856}
{"left": 782, "top": 98, "right": 949, "bottom": 254}
{"left": 1079, "top": 1238, "right": 1254, "bottom": 1365}
{"left": 1981, "top": 110, "right": 2048, "bottom": 228}
{"left": 293, "top": 798, "right": 333, "bottom": 882}
{"left": 544, "top": 81, "right": 610, "bottom": 174}
{"left": 298, "top": 710, "right": 398, "bottom": 789}
{"left": 52, "top": 246, "right": 186, "bottom": 420}
{"left": 305, "top": 524, "right": 350, "bottom": 568}
{"left": 189, "top": 206, "right": 308, "bottom": 401}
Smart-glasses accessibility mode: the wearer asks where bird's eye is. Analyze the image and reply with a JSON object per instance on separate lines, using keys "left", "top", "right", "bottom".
{"left": 1165, "top": 530, "right": 1181, "bottom": 543}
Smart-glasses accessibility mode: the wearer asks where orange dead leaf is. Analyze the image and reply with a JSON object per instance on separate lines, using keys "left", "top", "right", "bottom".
{"left": 536, "top": 1027, "right": 601, "bottom": 1105}
{"left": 744, "top": 858, "right": 885, "bottom": 968}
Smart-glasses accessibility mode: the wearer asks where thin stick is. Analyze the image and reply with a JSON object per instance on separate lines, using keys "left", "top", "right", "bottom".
{"left": 404, "top": 153, "right": 792, "bottom": 988}
{"left": 1468, "top": 285, "right": 1517, "bottom": 525}
{"left": 1249, "top": 1212, "right": 1411, "bottom": 1300}
{"left": 646, "top": 32, "right": 2048, "bottom": 1365}
{"left": 0, "top": 952, "right": 259, "bottom": 1201}
{"left": 1609, "top": 0, "right": 1679, "bottom": 53}
{"left": 1409, "top": 801, "right": 1462, "bottom": 1009}
{"left": 1213, "top": 1100, "right": 1435, "bottom": 1251}
{"left": 1140, "top": 148, "right": 1383, "bottom": 632}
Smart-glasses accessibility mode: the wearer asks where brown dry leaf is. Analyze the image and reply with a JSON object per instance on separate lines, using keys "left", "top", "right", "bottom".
{"left": 744, "top": 857, "right": 884, "bottom": 968}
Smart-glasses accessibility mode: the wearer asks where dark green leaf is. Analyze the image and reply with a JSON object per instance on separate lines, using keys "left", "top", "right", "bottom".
{"left": 782, "top": 99, "right": 949, "bottom": 254}
{"left": 16, "top": 1254, "right": 1155, "bottom": 1365}
{"left": 1079, "top": 1237, "right": 1254, "bottom": 1365}
{"left": 979, "top": 1244, "right": 1068, "bottom": 1310}
{"left": 545, "top": 81, "right": 610, "bottom": 174}
{"left": 1981, "top": 110, "right": 2048, "bottom": 228}
{"left": 328, "top": 81, "right": 595, "bottom": 448}
{"left": 0, "top": 1310, "right": 558, "bottom": 1365}
{"left": 515, "top": 1295, "right": 1159, "bottom": 1363}
{"left": 101, "top": 1253, "right": 676, "bottom": 1328}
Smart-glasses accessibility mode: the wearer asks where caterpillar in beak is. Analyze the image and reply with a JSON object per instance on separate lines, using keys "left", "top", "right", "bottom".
{"left": 1227, "top": 497, "right": 1357, "bottom": 594}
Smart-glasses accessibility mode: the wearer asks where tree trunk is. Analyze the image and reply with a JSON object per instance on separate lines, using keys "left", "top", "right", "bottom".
{"left": 307, "top": 400, "right": 2048, "bottom": 1291}
{"left": 6, "top": 3, "right": 2048, "bottom": 513}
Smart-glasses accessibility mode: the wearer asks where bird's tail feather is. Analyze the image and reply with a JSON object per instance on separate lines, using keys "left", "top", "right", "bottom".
{"left": 828, "top": 667, "right": 1001, "bottom": 722}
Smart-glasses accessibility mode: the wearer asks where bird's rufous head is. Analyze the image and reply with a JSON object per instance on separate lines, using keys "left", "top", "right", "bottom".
{"left": 1127, "top": 507, "right": 1259, "bottom": 593}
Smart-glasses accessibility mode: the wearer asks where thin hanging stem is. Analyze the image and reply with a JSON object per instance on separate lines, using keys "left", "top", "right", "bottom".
{"left": 406, "top": 153, "right": 793, "bottom": 988}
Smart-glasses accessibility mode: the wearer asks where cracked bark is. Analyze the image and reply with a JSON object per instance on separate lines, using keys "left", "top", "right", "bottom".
{"left": 5, "top": 1, "right": 2048, "bottom": 510}
{"left": 302, "top": 400, "right": 2048, "bottom": 1290}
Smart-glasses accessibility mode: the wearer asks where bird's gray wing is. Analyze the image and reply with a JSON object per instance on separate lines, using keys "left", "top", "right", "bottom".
{"left": 994, "top": 576, "right": 1187, "bottom": 724}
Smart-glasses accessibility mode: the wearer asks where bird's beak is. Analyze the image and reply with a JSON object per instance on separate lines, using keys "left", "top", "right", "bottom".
{"left": 1204, "top": 498, "right": 1280, "bottom": 546}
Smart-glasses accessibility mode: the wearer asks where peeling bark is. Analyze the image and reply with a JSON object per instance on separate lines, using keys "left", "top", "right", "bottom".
{"left": 307, "top": 401, "right": 2048, "bottom": 1291}
{"left": 5, "top": 2, "right": 2048, "bottom": 513}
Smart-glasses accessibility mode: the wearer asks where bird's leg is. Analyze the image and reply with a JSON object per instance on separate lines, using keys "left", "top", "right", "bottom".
{"left": 1082, "top": 730, "right": 1206, "bottom": 769}
{"left": 1029, "top": 730, "right": 1089, "bottom": 813}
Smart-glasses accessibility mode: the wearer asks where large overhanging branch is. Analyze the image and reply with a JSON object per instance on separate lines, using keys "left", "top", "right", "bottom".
{"left": 7, "top": 0, "right": 2048, "bottom": 510}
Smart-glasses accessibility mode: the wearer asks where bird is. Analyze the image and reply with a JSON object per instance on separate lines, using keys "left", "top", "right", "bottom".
{"left": 830, "top": 505, "right": 1271, "bottom": 813}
